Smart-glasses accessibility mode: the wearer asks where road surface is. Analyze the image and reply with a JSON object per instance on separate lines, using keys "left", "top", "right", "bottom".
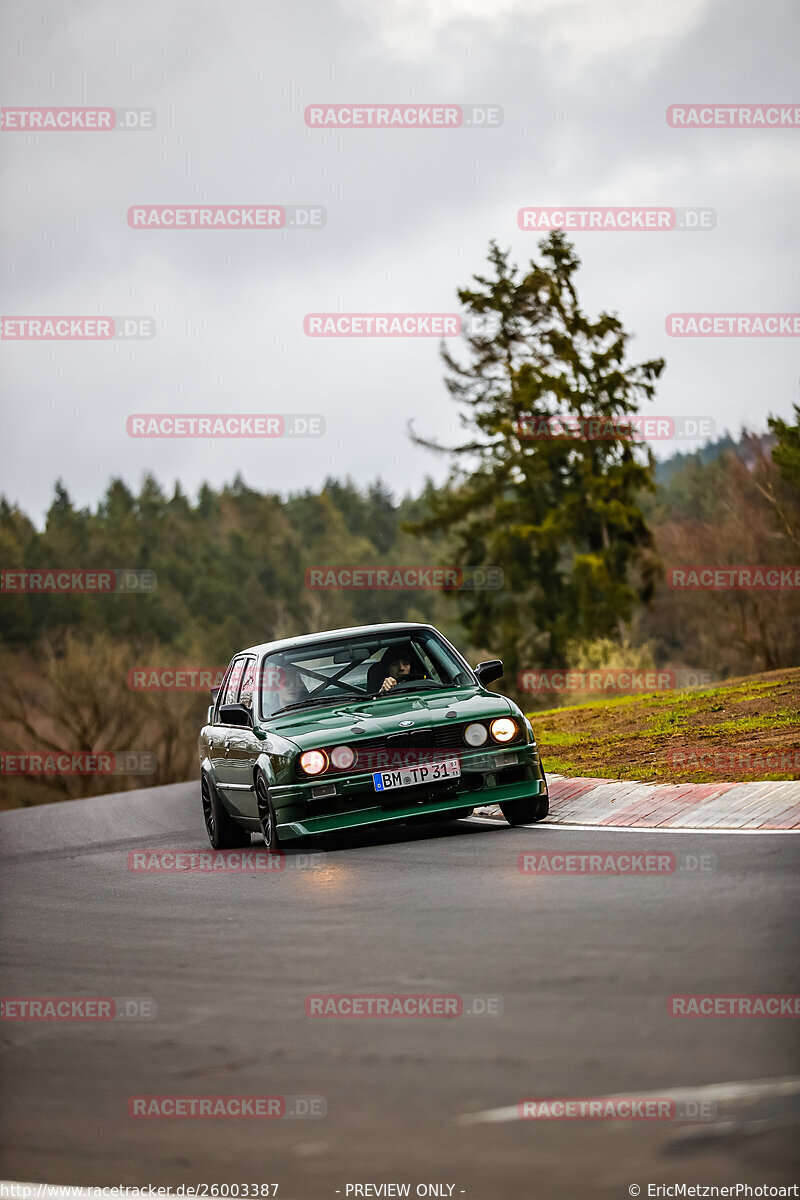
{"left": 1, "top": 782, "right": 798, "bottom": 1197}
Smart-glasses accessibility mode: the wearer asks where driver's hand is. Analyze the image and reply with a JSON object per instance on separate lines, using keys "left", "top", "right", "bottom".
{"left": 379, "top": 676, "right": 397, "bottom": 693}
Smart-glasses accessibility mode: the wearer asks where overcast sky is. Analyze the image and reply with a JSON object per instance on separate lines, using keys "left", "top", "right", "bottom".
{"left": 2, "top": 0, "right": 799, "bottom": 524}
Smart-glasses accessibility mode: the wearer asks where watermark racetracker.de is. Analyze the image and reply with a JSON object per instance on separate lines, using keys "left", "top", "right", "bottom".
{"left": 128, "top": 661, "right": 290, "bottom": 690}
{"left": 126, "top": 415, "right": 324, "bottom": 438}
{"left": 0, "top": 569, "right": 156, "bottom": 593}
{"left": 1, "top": 317, "right": 155, "bottom": 339}
{"left": 340, "top": 747, "right": 469, "bottom": 772}
{"left": 1, "top": 996, "right": 156, "bottom": 1020}
{"left": 305, "top": 566, "right": 503, "bottom": 590}
{"left": 1, "top": 106, "right": 156, "bottom": 131}
{"left": 305, "top": 993, "right": 502, "bottom": 1017}
{"left": 514, "top": 415, "right": 715, "bottom": 442}
{"left": 127, "top": 205, "right": 325, "bottom": 229}
{"left": 518, "top": 1096, "right": 717, "bottom": 1121}
{"left": 668, "top": 994, "right": 800, "bottom": 1017}
{"left": 518, "top": 668, "right": 715, "bottom": 694}
{"left": 667, "top": 567, "right": 800, "bottom": 590}
{"left": 128, "top": 1095, "right": 326, "bottom": 1118}
{"left": 518, "top": 207, "right": 715, "bottom": 232}
{"left": 128, "top": 667, "right": 226, "bottom": 691}
{"left": 303, "top": 313, "right": 500, "bottom": 336}
{"left": 127, "top": 849, "right": 327, "bottom": 873}
{"left": 518, "top": 851, "right": 715, "bottom": 875}
{"left": 0, "top": 751, "right": 157, "bottom": 776}
{"left": 666, "top": 314, "right": 800, "bottom": 336}
{"left": 304, "top": 103, "right": 502, "bottom": 128}
{"left": 665, "top": 748, "right": 800, "bottom": 775}
{"left": 667, "top": 103, "right": 800, "bottom": 127}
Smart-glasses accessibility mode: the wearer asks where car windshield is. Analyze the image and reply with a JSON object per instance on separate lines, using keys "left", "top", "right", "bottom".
{"left": 258, "top": 629, "right": 474, "bottom": 719}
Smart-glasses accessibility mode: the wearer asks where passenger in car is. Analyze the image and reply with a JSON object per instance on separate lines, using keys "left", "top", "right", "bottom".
{"left": 276, "top": 665, "right": 308, "bottom": 710}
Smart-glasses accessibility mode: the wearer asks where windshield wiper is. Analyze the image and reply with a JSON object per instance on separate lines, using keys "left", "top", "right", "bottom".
{"left": 270, "top": 698, "right": 336, "bottom": 716}
{"left": 270, "top": 690, "right": 368, "bottom": 716}
{"left": 371, "top": 679, "right": 446, "bottom": 697}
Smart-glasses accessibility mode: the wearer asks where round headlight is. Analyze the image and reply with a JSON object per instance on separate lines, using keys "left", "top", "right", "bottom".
{"left": 490, "top": 718, "right": 517, "bottom": 743}
{"left": 330, "top": 744, "right": 355, "bottom": 770}
{"left": 464, "top": 722, "right": 488, "bottom": 747}
{"left": 299, "top": 749, "right": 328, "bottom": 776}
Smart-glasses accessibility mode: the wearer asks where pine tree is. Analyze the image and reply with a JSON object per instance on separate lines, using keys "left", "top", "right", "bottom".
{"left": 408, "top": 233, "right": 665, "bottom": 677}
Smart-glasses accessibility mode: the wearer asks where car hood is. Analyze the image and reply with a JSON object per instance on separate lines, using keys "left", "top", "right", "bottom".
{"left": 260, "top": 686, "right": 518, "bottom": 751}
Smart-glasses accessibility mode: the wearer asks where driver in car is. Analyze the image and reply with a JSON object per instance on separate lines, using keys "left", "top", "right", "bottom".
{"left": 378, "top": 649, "right": 414, "bottom": 694}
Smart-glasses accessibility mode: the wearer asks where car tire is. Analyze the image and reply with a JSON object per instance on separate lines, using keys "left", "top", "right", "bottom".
{"left": 499, "top": 791, "right": 549, "bottom": 826}
{"left": 202, "top": 773, "right": 251, "bottom": 849}
{"left": 256, "top": 774, "right": 281, "bottom": 850}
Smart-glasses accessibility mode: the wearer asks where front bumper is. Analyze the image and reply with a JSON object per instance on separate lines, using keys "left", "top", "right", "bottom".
{"left": 271, "top": 743, "right": 546, "bottom": 841}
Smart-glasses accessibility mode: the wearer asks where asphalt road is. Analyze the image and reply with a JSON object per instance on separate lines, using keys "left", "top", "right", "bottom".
{"left": 1, "top": 782, "right": 799, "bottom": 1198}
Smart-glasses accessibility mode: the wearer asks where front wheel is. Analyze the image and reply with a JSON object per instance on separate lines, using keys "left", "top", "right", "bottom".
{"left": 499, "top": 791, "right": 549, "bottom": 826}
{"left": 256, "top": 774, "right": 281, "bottom": 850}
{"left": 202, "top": 774, "right": 251, "bottom": 849}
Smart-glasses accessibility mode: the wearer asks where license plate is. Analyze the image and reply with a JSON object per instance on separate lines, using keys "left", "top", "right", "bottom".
{"left": 373, "top": 758, "right": 462, "bottom": 792}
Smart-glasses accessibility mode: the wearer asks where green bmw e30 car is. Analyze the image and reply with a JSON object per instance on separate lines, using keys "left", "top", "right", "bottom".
{"left": 198, "top": 622, "right": 549, "bottom": 849}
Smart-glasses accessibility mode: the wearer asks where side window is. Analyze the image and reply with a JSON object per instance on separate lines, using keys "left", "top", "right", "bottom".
{"left": 217, "top": 657, "right": 245, "bottom": 718}
{"left": 239, "top": 657, "right": 256, "bottom": 710}
{"left": 214, "top": 661, "right": 234, "bottom": 721}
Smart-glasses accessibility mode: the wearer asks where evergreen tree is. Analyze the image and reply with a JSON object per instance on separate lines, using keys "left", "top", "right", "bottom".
{"left": 408, "top": 234, "right": 665, "bottom": 676}
{"left": 769, "top": 404, "right": 800, "bottom": 488}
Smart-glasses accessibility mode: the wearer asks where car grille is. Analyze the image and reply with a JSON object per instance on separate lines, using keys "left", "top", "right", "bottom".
{"left": 353, "top": 726, "right": 464, "bottom": 769}
{"left": 295, "top": 722, "right": 524, "bottom": 778}
{"left": 352, "top": 723, "right": 524, "bottom": 771}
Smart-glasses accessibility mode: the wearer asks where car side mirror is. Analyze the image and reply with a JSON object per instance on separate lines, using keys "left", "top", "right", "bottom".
{"left": 218, "top": 703, "right": 253, "bottom": 728}
{"left": 474, "top": 659, "right": 503, "bottom": 686}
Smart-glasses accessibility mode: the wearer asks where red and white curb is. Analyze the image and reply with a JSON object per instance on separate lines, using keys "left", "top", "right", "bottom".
{"left": 474, "top": 775, "right": 800, "bottom": 831}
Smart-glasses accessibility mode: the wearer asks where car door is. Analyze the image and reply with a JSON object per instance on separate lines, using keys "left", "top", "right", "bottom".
{"left": 213, "top": 654, "right": 260, "bottom": 820}
{"left": 207, "top": 658, "right": 237, "bottom": 776}
{"left": 210, "top": 656, "right": 246, "bottom": 795}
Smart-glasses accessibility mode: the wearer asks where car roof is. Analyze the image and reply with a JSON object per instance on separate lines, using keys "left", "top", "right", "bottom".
{"left": 239, "top": 622, "right": 438, "bottom": 658}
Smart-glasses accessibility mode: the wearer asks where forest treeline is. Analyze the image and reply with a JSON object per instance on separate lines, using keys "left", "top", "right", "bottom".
{"left": 2, "top": 232, "right": 798, "bottom": 807}
{"left": 2, "top": 426, "right": 797, "bottom": 810}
